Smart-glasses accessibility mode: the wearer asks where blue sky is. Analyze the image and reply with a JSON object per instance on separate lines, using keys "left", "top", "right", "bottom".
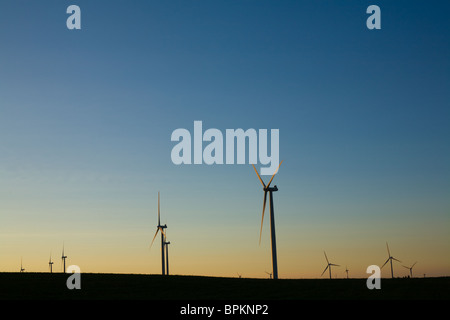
{"left": 0, "top": 1, "right": 449, "bottom": 278}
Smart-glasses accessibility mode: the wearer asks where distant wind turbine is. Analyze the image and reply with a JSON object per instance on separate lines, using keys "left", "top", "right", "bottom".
{"left": 20, "top": 257, "right": 25, "bottom": 273}
{"left": 150, "top": 192, "right": 168, "bottom": 275}
{"left": 164, "top": 231, "right": 171, "bottom": 276}
{"left": 381, "top": 242, "right": 401, "bottom": 278}
{"left": 265, "top": 271, "right": 272, "bottom": 279}
{"left": 345, "top": 266, "right": 349, "bottom": 279}
{"left": 402, "top": 262, "right": 417, "bottom": 278}
{"left": 252, "top": 161, "right": 283, "bottom": 280}
{"left": 49, "top": 253, "right": 54, "bottom": 273}
{"left": 61, "top": 243, "right": 67, "bottom": 273}
{"left": 321, "top": 251, "right": 339, "bottom": 279}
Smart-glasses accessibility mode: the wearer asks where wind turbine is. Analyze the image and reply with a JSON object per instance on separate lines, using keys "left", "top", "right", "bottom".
{"left": 381, "top": 242, "right": 401, "bottom": 278}
{"left": 321, "top": 251, "right": 339, "bottom": 279}
{"left": 345, "top": 266, "right": 349, "bottom": 279}
{"left": 237, "top": 273, "right": 242, "bottom": 279}
{"left": 61, "top": 243, "right": 67, "bottom": 273}
{"left": 49, "top": 253, "right": 54, "bottom": 273}
{"left": 265, "top": 271, "right": 272, "bottom": 279}
{"left": 403, "top": 262, "right": 417, "bottom": 278}
{"left": 164, "top": 231, "right": 171, "bottom": 276}
{"left": 252, "top": 161, "right": 283, "bottom": 280}
{"left": 20, "top": 257, "right": 25, "bottom": 273}
{"left": 150, "top": 191, "right": 167, "bottom": 275}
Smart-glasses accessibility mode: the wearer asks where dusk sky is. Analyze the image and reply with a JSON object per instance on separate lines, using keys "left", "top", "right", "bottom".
{"left": 1, "top": 1, "right": 449, "bottom": 278}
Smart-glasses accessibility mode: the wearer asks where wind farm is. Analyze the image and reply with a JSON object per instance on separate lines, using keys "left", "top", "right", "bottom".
{"left": 1, "top": 0, "right": 449, "bottom": 306}
{"left": 2, "top": 160, "right": 448, "bottom": 298}
{"left": 4, "top": 181, "right": 448, "bottom": 300}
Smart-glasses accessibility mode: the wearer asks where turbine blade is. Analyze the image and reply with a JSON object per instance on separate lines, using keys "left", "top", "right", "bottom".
{"left": 324, "top": 251, "right": 329, "bottom": 264}
{"left": 321, "top": 265, "right": 329, "bottom": 276}
{"left": 252, "top": 164, "right": 266, "bottom": 188}
{"left": 402, "top": 265, "right": 409, "bottom": 269}
{"left": 386, "top": 242, "right": 391, "bottom": 257}
{"left": 158, "top": 191, "right": 160, "bottom": 226}
{"left": 150, "top": 228, "right": 160, "bottom": 248}
{"left": 331, "top": 264, "right": 340, "bottom": 267}
{"left": 381, "top": 258, "right": 390, "bottom": 268}
{"left": 259, "top": 191, "right": 268, "bottom": 245}
{"left": 392, "top": 257, "right": 401, "bottom": 263}
{"left": 411, "top": 262, "right": 417, "bottom": 268}
{"left": 266, "top": 160, "right": 283, "bottom": 188}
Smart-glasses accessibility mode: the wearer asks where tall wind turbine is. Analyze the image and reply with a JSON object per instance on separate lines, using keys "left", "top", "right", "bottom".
{"left": 61, "top": 243, "right": 67, "bottom": 273}
{"left": 49, "top": 253, "right": 54, "bottom": 273}
{"left": 20, "top": 257, "right": 25, "bottom": 273}
{"left": 345, "top": 266, "right": 349, "bottom": 279}
{"left": 403, "top": 262, "right": 417, "bottom": 278}
{"left": 150, "top": 191, "right": 167, "bottom": 275}
{"left": 381, "top": 242, "right": 401, "bottom": 278}
{"left": 321, "top": 251, "right": 339, "bottom": 279}
{"left": 252, "top": 161, "right": 283, "bottom": 280}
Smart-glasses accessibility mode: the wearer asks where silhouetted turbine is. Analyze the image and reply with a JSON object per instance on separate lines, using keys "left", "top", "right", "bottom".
{"left": 164, "top": 231, "right": 171, "bottom": 276}
{"left": 381, "top": 242, "right": 401, "bottom": 278}
{"left": 321, "top": 251, "right": 339, "bottom": 279}
{"left": 252, "top": 161, "right": 283, "bottom": 280}
{"left": 150, "top": 192, "right": 168, "bottom": 275}
{"left": 402, "top": 262, "right": 417, "bottom": 278}
{"left": 49, "top": 253, "right": 54, "bottom": 273}
{"left": 61, "top": 243, "right": 67, "bottom": 273}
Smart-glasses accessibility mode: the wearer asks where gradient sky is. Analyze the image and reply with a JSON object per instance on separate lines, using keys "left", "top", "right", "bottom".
{"left": 1, "top": 0, "right": 449, "bottom": 279}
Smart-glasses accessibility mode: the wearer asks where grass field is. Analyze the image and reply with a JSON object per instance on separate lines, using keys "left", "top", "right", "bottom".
{"left": 0, "top": 272, "right": 448, "bottom": 300}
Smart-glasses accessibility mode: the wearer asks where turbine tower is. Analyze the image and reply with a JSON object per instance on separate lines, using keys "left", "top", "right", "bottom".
{"left": 252, "top": 161, "right": 283, "bottom": 280}
{"left": 321, "top": 251, "right": 339, "bottom": 279}
{"left": 20, "top": 257, "right": 25, "bottom": 273}
{"left": 150, "top": 191, "right": 167, "bottom": 275}
{"left": 402, "top": 262, "right": 417, "bottom": 278}
{"left": 49, "top": 253, "right": 54, "bottom": 273}
{"left": 61, "top": 243, "right": 67, "bottom": 273}
{"left": 381, "top": 242, "right": 401, "bottom": 278}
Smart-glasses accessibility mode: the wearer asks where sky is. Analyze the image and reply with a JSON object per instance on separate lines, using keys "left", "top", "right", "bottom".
{"left": 0, "top": 0, "right": 449, "bottom": 279}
